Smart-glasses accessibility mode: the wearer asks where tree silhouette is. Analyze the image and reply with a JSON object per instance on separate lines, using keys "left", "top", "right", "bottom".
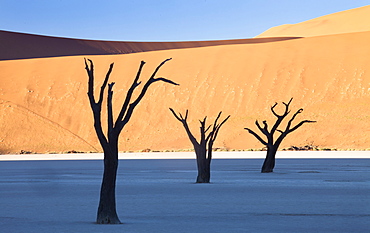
{"left": 85, "top": 58, "right": 178, "bottom": 224}
{"left": 169, "top": 109, "right": 230, "bottom": 183}
{"left": 244, "top": 98, "right": 315, "bottom": 173}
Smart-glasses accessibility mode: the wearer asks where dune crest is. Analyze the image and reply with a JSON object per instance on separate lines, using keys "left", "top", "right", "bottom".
{"left": 256, "top": 5, "right": 370, "bottom": 38}
{"left": 0, "top": 30, "right": 299, "bottom": 61}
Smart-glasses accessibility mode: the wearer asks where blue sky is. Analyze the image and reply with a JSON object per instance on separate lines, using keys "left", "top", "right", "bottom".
{"left": 0, "top": 0, "right": 369, "bottom": 41}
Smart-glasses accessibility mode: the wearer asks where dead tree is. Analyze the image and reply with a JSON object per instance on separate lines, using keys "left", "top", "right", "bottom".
{"left": 244, "top": 98, "right": 315, "bottom": 173}
{"left": 85, "top": 58, "right": 178, "bottom": 224}
{"left": 169, "top": 109, "right": 230, "bottom": 183}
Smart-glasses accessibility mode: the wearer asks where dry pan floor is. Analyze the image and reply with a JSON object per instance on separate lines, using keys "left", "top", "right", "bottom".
{"left": 0, "top": 158, "right": 369, "bottom": 233}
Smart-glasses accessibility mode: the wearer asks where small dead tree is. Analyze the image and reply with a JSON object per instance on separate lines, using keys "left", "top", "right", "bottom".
{"left": 85, "top": 58, "right": 178, "bottom": 224}
{"left": 169, "top": 109, "right": 230, "bottom": 183}
{"left": 244, "top": 98, "right": 315, "bottom": 173}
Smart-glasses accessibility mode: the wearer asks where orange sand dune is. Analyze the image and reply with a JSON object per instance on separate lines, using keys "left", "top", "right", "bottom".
{"left": 256, "top": 5, "right": 370, "bottom": 38}
{"left": 0, "top": 30, "right": 299, "bottom": 61}
{"left": 1, "top": 30, "right": 370, "bottom": 153}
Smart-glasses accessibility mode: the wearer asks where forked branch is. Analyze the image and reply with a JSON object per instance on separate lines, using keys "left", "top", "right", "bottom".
{"left": 245, "top": 98, "right": 315, "bottom": 147}
{"left": 169, "top": 108, "right": 198, "bottom": 146}
{"left": 169, "top": 109, "right": 230, "bottom": 149}
{"left": 210, "top": 113, "right": 230, "bottom": 143}
{"left": 85, "top": 58, "right": 178, "bottom": 144}
{"left": 85, "top": 58, "right": 114, "bottom": 106}
{"left": 115, "top": 61, "right": 145, "bottom": 126}
{"left": 244, "top": 127, "right": 268, "bottom": 145}
{"left": 85, "top": 58, "right": 115, "bottom": 147}
{"left": 115, "top": 58, "right": 179, "bottom": 132}
{"left": 271, "top": 97, "right": 292, "bottom": 118}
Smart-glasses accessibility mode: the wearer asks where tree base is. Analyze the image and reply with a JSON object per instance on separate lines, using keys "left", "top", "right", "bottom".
{"left": 261, "top": 170, "right": 273, "bottom": 173}
{"left": 196, "top": 174, "right": 210, "bottom": 183}
{"left": 96, "top": 209, "right": 121, "bottom": 224}
{"left": 96, "top": 216, "right": 121, "bottom": 224}
{"left": 261, "top": 165, "right": 274, "bottom": 173}
{"left": 196, "top": 180, "right": 210, "bottom": 183}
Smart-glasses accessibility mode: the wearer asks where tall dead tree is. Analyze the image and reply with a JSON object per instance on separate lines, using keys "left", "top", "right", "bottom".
{"left": 244, "top": 98, "right": 315, "bottom": 173}
{"left": 169, "top": 109, "right": 230, "bottom": 183}
{"left": 85, "top": 58, "right": 178, "bottom": 224}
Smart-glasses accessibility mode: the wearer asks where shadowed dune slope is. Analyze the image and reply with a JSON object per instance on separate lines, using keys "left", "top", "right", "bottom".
{"left": 0, "top": 30, "right": 299, "bottom": 61}
{"left": 1, "top": 30, "right": 370, "bottom": 153}
{"left": 256, "top": 5, "right": 370, "bottom": 38}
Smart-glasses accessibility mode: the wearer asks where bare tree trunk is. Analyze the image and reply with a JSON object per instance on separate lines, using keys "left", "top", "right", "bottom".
{"left": 196, "top": 163, "right": 210, "bottom": 183}
{"left": 261, "top": 146, "right": 277, "bottom": 173}
{"left": 96, "top": 140, "right": 120, "bottom": 224}
{"left": 195, "top": 148, "right": 210, "bottom": 183}
{"left": 85, "top": 58, "right": 178, "bottom": 224}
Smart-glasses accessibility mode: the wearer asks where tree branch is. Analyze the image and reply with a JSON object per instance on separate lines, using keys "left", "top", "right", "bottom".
{"left": 244, "top": 128, "right": 267, "bottom": 145}
{"left": 207, "top": 112, "right": 229, "bottom": 160}
{"left": 199, "top": 117, "right": 207, "bottom": 145}
{"left": 148, "top": 58, "right": 173, "bottom": 80}
{"left": 282, "top": 97, "right": 293, "bottom": 109}
{"left": 288, "top": 120, "right": 316, "bottom": 134}
{"left": 205, "top": 131, "right": 213, "bottom": 143}
{"left": 85, "top": 58, "right": 96, "bottom": 106}
{"left": 184, "top": 109, "right": 188, "bottom": 121}
{"left": 204, "top": 125, "right": 212, "bottom": 134}
{"left": 169, "top": 108, "right": 199, "bottom": 146}
{"left": 107, "top": 82, "right": 115, "bottom": 137}
{"left": 285, "top": 108, "right": 303, "bottom": 132}
{"left": 115, "top": 61, "right": 145, "bottom": 127}
{"left": 117, "top": 59, "right": 178, "bottom": 131}
{"left": 211, "top": 114, "right": 230, "bottom": 142}
{"left": 271, "top": 102, "right": 279, "bottom": 117}
{"left": 269, "top": 98, "right": 294, "bottom": 136}
{"left": 213, "top": 111, "right": 222, "bottom": 128}
{"left": 169, "top": 108, "right": 183, "bottom": 122}
{"left": 255, "top": 120, "right": 269, "bottom": 137}
{"left": 98, "top": 62, "right": 114, "bottom": 105}
{"left": 153, "top": 77, "right": 179, "bottom": 86}
{"left": 84, "top": 58, "right": 109, "bottom": 147}
{"left": 271, "top": 98, "right": 293, "bottom": 118}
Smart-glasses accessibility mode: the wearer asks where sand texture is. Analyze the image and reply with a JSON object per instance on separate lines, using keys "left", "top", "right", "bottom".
{"left": 256, "top": 5, "right": 370, "bottom": 38}
{"left": 1, "top": 7, "right": 370, "bottom": 154}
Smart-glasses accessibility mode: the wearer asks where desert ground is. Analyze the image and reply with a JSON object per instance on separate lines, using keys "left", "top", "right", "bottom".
{"left": 0, "top": 151, "right": 369, "bottom": 233}
{"left": 1, "top": 6, "right": 370, "bottom": 154}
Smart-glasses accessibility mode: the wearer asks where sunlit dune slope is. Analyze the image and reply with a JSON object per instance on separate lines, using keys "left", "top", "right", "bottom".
{"left": 256, "top": 5, "right": 370, "bottom": 38}
{"left": 1, "top": 30, "right": 370, "bottom": 153}
{"left": 0, "top": 30, "right": 299, "bottom": 61}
